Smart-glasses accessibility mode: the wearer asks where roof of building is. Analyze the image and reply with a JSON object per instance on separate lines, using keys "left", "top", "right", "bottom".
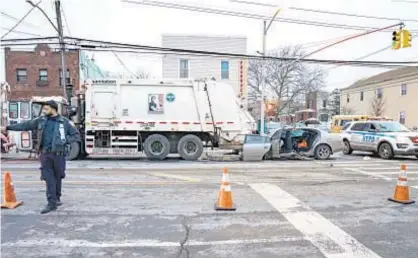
{"left": 343, "top": 66, "right": 418, "bottom": 90}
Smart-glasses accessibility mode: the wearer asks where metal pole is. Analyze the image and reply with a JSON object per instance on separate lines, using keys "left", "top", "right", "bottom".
{"left": 54, "top": 0, "right": 67, "bottom": 100}
{"left": 259, "top": 20, "right": 266, "bottom": 135}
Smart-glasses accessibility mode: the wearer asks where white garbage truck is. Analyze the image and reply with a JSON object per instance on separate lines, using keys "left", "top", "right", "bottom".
{"left": 65, "top": 79, "right": 255, "bottom": 160}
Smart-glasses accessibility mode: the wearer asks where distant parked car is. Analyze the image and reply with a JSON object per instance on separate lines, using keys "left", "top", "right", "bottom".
{"left": 242, "top": 127, "right": 343, "bottom": 161}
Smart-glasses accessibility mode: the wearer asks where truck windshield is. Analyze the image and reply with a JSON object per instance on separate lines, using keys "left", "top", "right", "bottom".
{"left": 375, "top": 122, "right": 410, "bottom": 132}
{"left": 31, "top": 103, "right": 43, "bottom": 118}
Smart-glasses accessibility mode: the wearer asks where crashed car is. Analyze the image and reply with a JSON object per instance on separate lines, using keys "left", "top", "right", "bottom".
{"left": 242, "top": 127, "right": 343, "bottom": 161}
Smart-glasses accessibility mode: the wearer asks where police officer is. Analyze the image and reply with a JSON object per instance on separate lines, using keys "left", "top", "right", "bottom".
{"left": 1, "top": 100, "right": 80, "bottom": 214}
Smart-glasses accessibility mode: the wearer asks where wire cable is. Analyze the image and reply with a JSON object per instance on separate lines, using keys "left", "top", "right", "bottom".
{"left": 123, "top": 0, "right": 418, "bottom": 33}
{"left": 65, "top": 36, "right": 418, "bottom": 66}
{"left": 1, "top": 0, "right": 42, "bottom": 40}
{"left": 60, "top": 3, "right": 72, "bottom": 37}
{"left": 230, "top": 0, "right": 418, "bottom": 23}
{"left": 1, "top": 11, "right": 41, "bottom": 28}
{"left": 0, "top": 27, "right": 43, "bottom": 37}
{"left": 112, "top": 51, "right": 139, "bottom": 78}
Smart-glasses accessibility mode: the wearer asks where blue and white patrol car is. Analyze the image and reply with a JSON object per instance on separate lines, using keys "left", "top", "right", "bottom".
{"left": 341, "top": 121, "right": 418, "bottom": 159}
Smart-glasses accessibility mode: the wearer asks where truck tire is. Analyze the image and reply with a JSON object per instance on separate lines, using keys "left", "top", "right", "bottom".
{"left": 66, "top": 142, "right": 80, "bottom": 161}
{"left": 177, "top": 134, "right": 204, "bottom": 161}
{"left": 143, "top": 134, "right": 170, "bottom": 160}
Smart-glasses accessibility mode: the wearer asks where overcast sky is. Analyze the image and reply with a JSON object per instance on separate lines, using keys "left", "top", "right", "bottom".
{"left": 1, "top": 0, "right": 417, "bottom": 90}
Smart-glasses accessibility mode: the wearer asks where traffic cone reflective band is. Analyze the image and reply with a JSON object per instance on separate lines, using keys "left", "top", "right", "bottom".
{"left": 388, "top": 164, "right": 415, "bottom": 205}
{"left": 1, "top": 172, "right": 23, "bottom": 209}
{"left": 215, "top": 168, "right": 236, "bottom": 211}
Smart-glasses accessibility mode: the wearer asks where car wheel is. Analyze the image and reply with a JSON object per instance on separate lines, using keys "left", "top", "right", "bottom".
{"left": 177, "top": 134, "right": 203, "bottom": 161}
{"left": 143, "top": 134, "right": 170, "bottom": 160}
{"left": 315, "top": 144, "right": 332, "bottom": 160}
{"left": 378, "top": 142, "right": 394, "bottom": 160}
{"left": 342, "top": 140, "right": 353, "bottom": 155}
{"left": 416, "top": 155, "right": 418, "bottom": 160}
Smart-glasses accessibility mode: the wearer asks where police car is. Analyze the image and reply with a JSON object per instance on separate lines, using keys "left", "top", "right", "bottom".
{"left": 341, "top": 120, "right": 418, "bottom": 159}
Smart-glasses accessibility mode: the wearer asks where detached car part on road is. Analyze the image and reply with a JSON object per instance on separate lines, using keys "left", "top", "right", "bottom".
{"left": 242, "top": 127, "right": 343, "bottom": 161}
{"left": 341, "top": 121, "right": 418, "bottom": 160}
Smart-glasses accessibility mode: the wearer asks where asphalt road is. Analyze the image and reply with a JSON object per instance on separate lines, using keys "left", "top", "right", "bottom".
{"left": 1, "top": 155, "right": 418, "bottom": 258}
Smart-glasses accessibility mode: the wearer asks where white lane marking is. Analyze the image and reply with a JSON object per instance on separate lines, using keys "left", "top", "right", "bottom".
{"left": 250, "top": 183, "right": 382, "bottom": 258}
{"left": 344, "top": 168, "right": 392, "bottom": 181}
{"left": 364, "top": 171, "right": 418, "bottom": 175}
{"left": 358, "top": 167, "right": 418, "bottom": 171}
{"left": 148, "top": 172, "right": 201, "bottom": 182}
{"left": 1, "top": 236, "right": 306, "bottom": 248}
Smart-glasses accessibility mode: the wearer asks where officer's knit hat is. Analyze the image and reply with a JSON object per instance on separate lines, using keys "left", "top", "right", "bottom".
{"left": 45, "top": 100, "right": 58, "bottom": 111}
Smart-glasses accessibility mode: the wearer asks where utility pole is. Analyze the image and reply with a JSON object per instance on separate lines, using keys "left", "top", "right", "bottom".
{"left": 54, "top": 0, "right": 68, "bottom": 100}
{"left": 260, "top": 20, "right": 267, "bottom": 135}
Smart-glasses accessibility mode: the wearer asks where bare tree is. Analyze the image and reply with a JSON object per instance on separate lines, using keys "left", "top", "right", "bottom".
{"left": 370, "top": 91, "right": 386, "bottom": 116}
{"left": 340, "top": 106, "right": 355, "bottom": 115}
{"left": 134, "top": 69, "right": 150, "bottom": 79}
{"left": 106, "top": 69, "right": 150, "bottom": 79}
{"left": 248, "top": 46, "right": 326, "bottom": 116}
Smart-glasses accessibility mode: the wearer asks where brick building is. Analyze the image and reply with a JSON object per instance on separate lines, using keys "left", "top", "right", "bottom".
{"left": 4, "top": 44, "right": 80, "bottom": 100}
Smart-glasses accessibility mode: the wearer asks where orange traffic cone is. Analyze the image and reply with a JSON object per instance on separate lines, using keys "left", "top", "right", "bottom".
{"left": 388, "top": 164, "right": 415, "bottom": 205}
{"left": 1, "top": 172, "right": 23, "bottom": 209}
{"left": 215, "top": 168, "right": 236, "bottom": 211}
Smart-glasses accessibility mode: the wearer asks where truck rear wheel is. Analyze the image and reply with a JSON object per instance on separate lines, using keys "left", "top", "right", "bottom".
{"left": 178, "top": 134, "right": 203, "bottom": 161}
{"left": 143, "top": 134, "right": 170, "bottom": 160}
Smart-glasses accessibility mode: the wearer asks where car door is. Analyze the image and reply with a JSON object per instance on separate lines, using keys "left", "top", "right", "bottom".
{"left": 361, "top": 123, "right": 378, "bottom": 151}
{"left": 242, "top": 135, "right": 271, "bottom": 161}
{"left": 270, "top": 130, "right": 282, "bottom": 158}
{"left": 349, "top": 122, "right": 366, "bottom": 149}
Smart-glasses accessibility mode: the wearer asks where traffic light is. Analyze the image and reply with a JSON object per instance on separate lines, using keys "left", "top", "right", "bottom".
{"left": 392, "top": 30, "right": 401, "bottom": 50}
{"left": 401, "top": 29, "right": 412, "bottom": 48}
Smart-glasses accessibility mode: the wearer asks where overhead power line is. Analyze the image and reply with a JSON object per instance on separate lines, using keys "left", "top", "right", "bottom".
{"left": 2, "top": 36, "right": 417, "bottom": 68}
{"left": 0, "top": 27, "right": 43, "bottom": 37}
{"left": 60, "top": 3, "right": 72, "bottom": 36}
{"left": 122, "top": 0, "right": 418, "bottom": 33}
{"left": 1, "top": 11, "right": 41, "bottom": 28}
{"left": 230, "top": 0, "right": 418, "bottom": 23}
{"left": 64, "top": 36, "right": 418, "bottom": 68}
{"left": 112, "top": 51, "right": 138, "bottom": 78}
{"left": 1, "top": 0, "right": 42, "bottom": 40}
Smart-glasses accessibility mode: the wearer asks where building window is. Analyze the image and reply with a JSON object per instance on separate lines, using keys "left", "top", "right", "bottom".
{"left": 16, "top": 69, "right": 27, "bottom": 83}
{"left": 322, "top": 99, "right": 327, "bottom": 108}
{"left": 39, "top": 69, "right": 48, "bottom": 81}
{"left": 179, "top": 59, "right": 189, "bottom": 78}
{"left": 59, "top": 69, "right": 70, "bottom": 85}
{"left": 399, "top": 111, "right": 406, "bottom": 124}
{"left": 401, "top": 84, "right": 407, "bottom": 96}
{"left": 347, "top": 94, "right": 350, "bottom": 103}
{"left": 377, "top": 88, "right": 383, "bottom": 99}
{"left": 221, "top": 60, "right": 229, "bottom": 79}
{"left": 360, "top": 91, "right": 364, "bottom": 101}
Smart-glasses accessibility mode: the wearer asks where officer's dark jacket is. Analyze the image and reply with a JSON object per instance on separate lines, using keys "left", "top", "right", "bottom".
{"left": 6, "top": 115, "right": 80, "bottom": 154}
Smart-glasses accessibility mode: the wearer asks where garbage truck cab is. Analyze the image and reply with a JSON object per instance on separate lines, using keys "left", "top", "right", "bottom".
{"left": 9, "top": 96, "right": 69, "bottom": 153}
